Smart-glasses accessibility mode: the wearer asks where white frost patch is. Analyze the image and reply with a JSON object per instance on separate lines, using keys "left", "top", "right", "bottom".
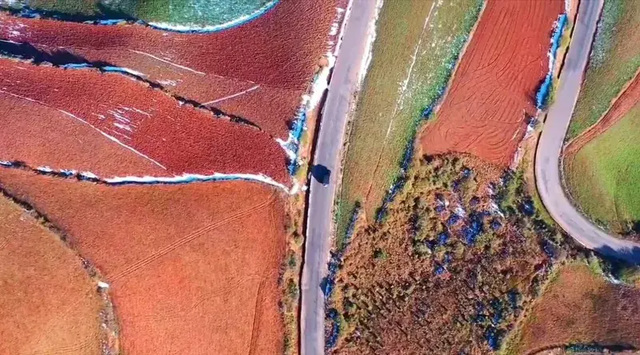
{"left": 0, "top": 160, "right": 11, "bottom": 166}
{"left": 307, "top": 53, "right": 334, "bottom": 112}
{"left": 105, "top": 172, "right": 292, "bottom": 193}
{"left": 157, "top": 79, "right": 179, "bottom": 87}
{"left": 80, "top": 171, "right": 99, "bottom": 179}
{"left": 113, "top": 122, "right": 133, "bottom": 132}
{"left": 97, "top": 281, "right": 110, "bottom": 289}
{"left": 358, "top": 0, "right": 385, "bottom": 85}
{"left": 564, "top": 0, "right": 571, "bottom": 14}
{"left": 147, "top": 0, "right": 279, "bottom": 33}
{"left": 36, "top": 166, "right": 53, "bottom": 173}
{"left": 454, "top": 205, "right": 466, "bottom": 217}
{"left": 103, "top": 66, "right": 146, "bottom": 78}
{"left": 489, "top": 202, "right": 504, "bottom": 218}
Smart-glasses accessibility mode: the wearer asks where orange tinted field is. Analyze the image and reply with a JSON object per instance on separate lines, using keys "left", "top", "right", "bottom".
{"left": 0, "top": 194, "right": 102, "bottom": 354}
{"left": 0, "top": 59, "right": 288, "bottom": 184}
{"left": 513, "top": 263, "right": 640, "bottom": 354}
{"left": 0, "top": 0, "right": 338, "bottom": 138}
{"left": 420, "top": 0, "right": 563, "bottom": 166}
{"left": 0, "top": 169, "right": 286, "bottom": 354}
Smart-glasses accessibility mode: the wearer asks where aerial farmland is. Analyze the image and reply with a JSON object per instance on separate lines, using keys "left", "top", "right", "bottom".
{"left": 1, "top": 0, "right": 639, "bottom": 354}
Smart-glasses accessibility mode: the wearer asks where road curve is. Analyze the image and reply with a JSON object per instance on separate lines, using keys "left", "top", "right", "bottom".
{"left": 300, "top": 1, "right": 380, "bottom": 354}
{"left": 535, "top": 0, "right": 640, "bottom": 264}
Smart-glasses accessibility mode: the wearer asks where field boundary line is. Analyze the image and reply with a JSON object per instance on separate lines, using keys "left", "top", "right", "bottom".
{"left": 564, "top": 65, "right": 640, "bottom": 154}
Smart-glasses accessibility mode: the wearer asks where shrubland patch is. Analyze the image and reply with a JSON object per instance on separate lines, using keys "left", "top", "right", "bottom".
{"left": 327, "top": 154, "right": 575, "bottom": 353}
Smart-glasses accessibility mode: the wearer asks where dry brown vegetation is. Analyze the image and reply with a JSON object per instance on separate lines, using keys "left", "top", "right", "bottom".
{"left": 0, "top": 168, "right": 287, "bottom": 354}
{"left": 329, "top": 154, "right": 576, "bottom": 353}
{"left": 0, "top": 193, "right": 103, "bottom": 355}
{"left": 509, "top": 263, "right": 640, "bottom": 354}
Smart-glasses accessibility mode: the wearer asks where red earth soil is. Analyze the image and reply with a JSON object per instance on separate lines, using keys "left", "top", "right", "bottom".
{"left": 0, "top": 195, "right": 102, "bottom": 355}
{"left": 0, "top": 59, "right": 289, "bottom": 184}
{"left": 0, "top": 0, "right": 339, "bottom": 138}
{"left": 420, "top": 0, "right": 563, "bottom": 166}
{"left": 566, "top": 69, "right": 640, "bottom": 156}
{"left": 0, "top": 169, "right": 287, "bottom": 354}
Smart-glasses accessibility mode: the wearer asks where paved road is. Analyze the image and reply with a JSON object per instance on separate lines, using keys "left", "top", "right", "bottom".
{"left": 300, "top": 0, "right": 379, "bottom": 354}
{"left": 535, "top": 0, "right": 640, "bottom": 264}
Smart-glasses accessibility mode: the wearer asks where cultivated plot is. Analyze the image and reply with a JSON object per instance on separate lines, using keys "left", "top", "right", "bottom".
{"left": 508, "top": 263, "right": 640, "bottom": 354}
{"left": 0, "top": 59, "right": 288, "bottom": 183}
{"left": 420, "top": 0, "right": 563, "bottom": 166}
{"left": 0, "top": 194, "right": 103, "bottom": 355}
{"left": 0, "top": 0, "right": 336, "bottom": 139}
{"left": 0, "top": 169, "right": 287, "bottom": 354}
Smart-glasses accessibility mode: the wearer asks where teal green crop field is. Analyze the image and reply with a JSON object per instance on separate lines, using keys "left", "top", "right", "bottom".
{"left": 1, "top": 0, "right": 273, "bottom": 27}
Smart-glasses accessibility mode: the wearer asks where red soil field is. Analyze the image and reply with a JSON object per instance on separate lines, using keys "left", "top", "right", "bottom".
{"left": 566, "top": 69, "right": 640, "bottom": 156}
{"left": 0, "top": 90, "right": 167, "bottom": 177}
{"left": 514, "top": 263, "right": 640, "bottom": 354}
{"left": 0, "top": 195, "right": 102, "bottom": 355}
{"left": 0, "top": 59, "right": 288, "bottom": 184}
{"left": 0, "top": 169, "right": 286, "bottom": 354}
{"left": 0, "top": 0, "right": 338, "bottom": 138}
{"left": 420, "top": 0, "right": 563, "bottom": 166}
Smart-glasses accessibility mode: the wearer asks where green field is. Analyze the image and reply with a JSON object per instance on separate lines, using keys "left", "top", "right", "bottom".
{"left": 566, "top": 105, "right": 640, "bottom": 234}
{"left": 1, "top": 0, "right": 272, "bottom": 27}
{"left": 336, "top": 0, "right": 483, "bottom": 246}
{"left": 567, "top": 0, "right": 640, "bottom": 139}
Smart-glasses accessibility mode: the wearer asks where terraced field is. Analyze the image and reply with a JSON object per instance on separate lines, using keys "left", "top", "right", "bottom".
{"left": 0, "top": 0, "right": 335, "bottom": 139}
{"left": 420, "top": 0, "right": 564, "bottom": 167}
{"left": 505, "top": 262, "right": 640, "bottom": 354}
{"left": 0, "top": 0, "right": 276, "bottom": 29}
{"left": 0, "top": 58, "right": 288, "bottom": 183}
{"left": 0, "top": 193, "right": 104, "bottom": 355}
{"left": 0, "top": 0, "right": 340, "bottom": 352}
{"left": 337, "top": 0, "right": 483, "bottom": 244}
{"left": 564, "top": 0, "right": 640, "bottom": 237}
{"left": 0, "top": 169, "right": 287, "bottom": 354}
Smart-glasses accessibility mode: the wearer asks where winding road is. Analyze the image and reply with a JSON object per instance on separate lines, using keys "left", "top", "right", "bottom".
{"left": 300, "top": 0, "right": 380, "bottom": 354}
{"left": 535, "top": 0, "right": 640, "bottom": 264}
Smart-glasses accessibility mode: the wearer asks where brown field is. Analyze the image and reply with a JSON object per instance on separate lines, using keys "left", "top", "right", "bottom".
{"left": 0, "top": 193, "right": 102, "bottom": 354}
{"left": 0, "top": 169, "right": 287, "bottom": 354}
{"left": 0, "top": 59, "right": 288, "bottom": 183}
{"left": 511, "top": 263, "right": 640, "bottom": 354}
{"left": 0, "top": 0, "right": 338, "bottom": 138}
{"left": 420, "top": 0, "right": 563, "bottom": 167}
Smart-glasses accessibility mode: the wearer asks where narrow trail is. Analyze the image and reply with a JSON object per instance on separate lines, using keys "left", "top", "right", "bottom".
{"left": 0, "top": 183, "right": 121, "bottom": 354}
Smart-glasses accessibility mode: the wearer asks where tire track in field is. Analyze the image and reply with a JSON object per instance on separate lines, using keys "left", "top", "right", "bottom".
{"left": 109, "top": 191, "right": 278, "bottom": 282}
{"left": 421, "top": 0, "right": 563, "bottom": 167}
